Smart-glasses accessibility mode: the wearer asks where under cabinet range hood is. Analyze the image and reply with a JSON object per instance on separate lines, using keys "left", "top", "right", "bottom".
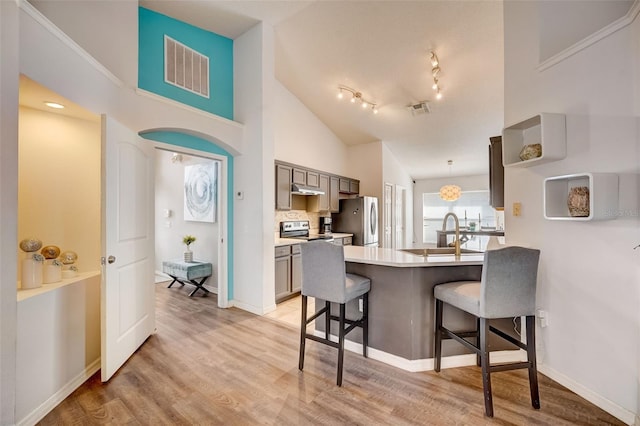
{"left": 291, "top": 183, "right": 325, "bottom": 196}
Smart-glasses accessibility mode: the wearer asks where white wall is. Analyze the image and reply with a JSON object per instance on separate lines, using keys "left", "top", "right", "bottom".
{"left": 29, "top": 0, "right": 138, "bottom": 88}
{"left": 18, "top": 107, "right": 101, "bottom": 275}
{"left": 233, "top": 22, "right": 276, "bottom": 314}
{"left": 504, "top": 2, "right": 639, "bottom": 423}
{"left": 412, "top": 174, "right": 488, "bottom": 245}
{"left": 0, "top": 1, "right": 20, "bottom": 423}
{"left": 154, "top": 150, "right": 219, "bottom": 290}
{"left": 274, "top": 81, "right": 350, "bottom": 176}
{"left": 16, "top": 275, "right": 100, "bottom": 424}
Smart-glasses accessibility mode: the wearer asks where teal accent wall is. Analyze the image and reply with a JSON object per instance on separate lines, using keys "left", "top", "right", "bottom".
{"left": 138, "top": 7, "right": 233, "bottom": 120}
{"left": 141, "top": 131, "right": 234, "bottom": 300}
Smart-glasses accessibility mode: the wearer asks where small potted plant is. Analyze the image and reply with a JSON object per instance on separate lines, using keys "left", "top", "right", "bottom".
{"left": 183, "top": 235, "right": 196, "bottom": 263}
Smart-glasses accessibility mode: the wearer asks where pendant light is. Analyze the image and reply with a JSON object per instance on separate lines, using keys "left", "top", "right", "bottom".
{"left": 439, "top": 160, "right": 461, "bottom": 201}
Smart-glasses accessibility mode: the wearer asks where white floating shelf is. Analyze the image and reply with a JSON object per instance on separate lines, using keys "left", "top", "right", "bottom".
{"left": 503, "top": 113, "right": 566, "bottom": 167}
{"left": 543, "top": 173, "right": 618, "bottom": 221}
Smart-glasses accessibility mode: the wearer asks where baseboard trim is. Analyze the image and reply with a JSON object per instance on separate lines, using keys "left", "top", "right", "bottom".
{"left": 17, "top": 358, "right": 100, "bottom": 426}
{"left": 312, "top": 330, "right": 524, "bottom": 372}
{"left": 538, "top": 364, "right": 637, "bottom": 425}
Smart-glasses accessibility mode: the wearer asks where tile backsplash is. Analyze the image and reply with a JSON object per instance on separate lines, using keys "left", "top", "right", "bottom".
{"left": 275, "top": 210, "right": 328, "bottom": 234}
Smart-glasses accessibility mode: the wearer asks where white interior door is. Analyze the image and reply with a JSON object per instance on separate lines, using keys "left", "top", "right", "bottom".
{"left": 383, "top": 183, "right": 393, "bottom": 248}
{"left": 101, "top": 115, "right": 155, "bottom": 381}
{"left": 395, "top": 185, "right": 406, "bottom": 249}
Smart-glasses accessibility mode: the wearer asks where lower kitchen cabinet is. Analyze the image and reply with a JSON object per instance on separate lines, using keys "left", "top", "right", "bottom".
{"left": 332, "top": 236, "right": 353, "bottom": 246}
{"left": 275, "top": 244, "right": 302, "bottom": 302}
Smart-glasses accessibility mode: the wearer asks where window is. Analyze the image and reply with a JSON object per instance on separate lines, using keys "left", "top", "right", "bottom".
{"left": 422, "top": 190, "right": 496, "bottom": 249}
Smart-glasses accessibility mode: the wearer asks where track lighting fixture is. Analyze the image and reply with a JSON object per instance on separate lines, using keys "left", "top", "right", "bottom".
{"left": 430, "top": 51, "right": 443, "bottom": 100}
{"left": 337, "top": 86, "right": 378, "bottom": 114}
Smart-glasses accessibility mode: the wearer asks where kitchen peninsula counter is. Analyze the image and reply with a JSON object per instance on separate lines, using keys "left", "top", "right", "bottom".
{"left": 315, "top": 245, "right": 516, "bottom": 370}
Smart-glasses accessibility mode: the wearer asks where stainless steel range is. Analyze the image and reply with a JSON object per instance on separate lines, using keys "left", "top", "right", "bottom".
{"left": 280, "top": 220, "right": 334, "bottom": 242}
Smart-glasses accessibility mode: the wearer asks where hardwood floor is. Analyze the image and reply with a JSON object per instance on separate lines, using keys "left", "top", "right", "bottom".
{"left": 40, "top": 283, "right": 624, "bottom": 425}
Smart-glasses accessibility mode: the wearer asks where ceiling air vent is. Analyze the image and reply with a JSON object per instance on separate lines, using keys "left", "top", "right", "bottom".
{"left": 164, "top": 35, "right": 209, "bottom": 98}
{"left": 408, "top": 101, "right": 431, "bottom": 116}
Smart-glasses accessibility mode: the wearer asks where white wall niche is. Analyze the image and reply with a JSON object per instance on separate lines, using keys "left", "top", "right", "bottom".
{"left": 543, "top": 173, "right": 619, "bottom": 221}
{"left": 503, "top": 113, "right": 566, "bottom": 167}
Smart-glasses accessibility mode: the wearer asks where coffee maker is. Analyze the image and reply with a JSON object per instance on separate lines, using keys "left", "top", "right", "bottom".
{"left": 319, "top": 217, "right": 332, "bottom": 234}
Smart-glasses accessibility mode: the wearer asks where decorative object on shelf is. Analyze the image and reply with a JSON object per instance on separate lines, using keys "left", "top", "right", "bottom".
{"left": 22, "top": 253, "right": 44, "bottom": 289}
{"left": 502, "top": 113, "right": 566, "bottom": 167}
{"left": 568, "top": 186, "right": 590, "bottom": 217}
{"left": 336, "top": 85, "right": 378, "bottom": 114}
{"left": 183, "top": 234, "right": 196, "bottom": 263}
{"left": 429, "top": 51, "right": 443, "bottom": 100}
{"left": 60, "top": 250, "right": 78, "bottom": 265}
{"left": 19, "top": 237, "right": 42, "bottom": 253}
{"left": 43, "top": 259, "right": 62, "bottom": 284}
{"left": 439, "top": 160, "right": 461, "bottom": 202}
{"left": 468, "top": 221, "right": 477, "bottom": 231}
{"left": 41, "top": 245, "right": 61, "bottom": 259}
{"left": 519, "top": 143, "right": 542, "bottom": 161}
{"left": 62, "top": 265, "right": 78, "bottom": 279}
{"left": 184, "top": 162, "right": 217, "bottom": 223}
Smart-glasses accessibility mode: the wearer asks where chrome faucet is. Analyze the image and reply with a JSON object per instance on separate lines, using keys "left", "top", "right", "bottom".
{"left": 442, "top": 212, "right": 461, "bottom": 257}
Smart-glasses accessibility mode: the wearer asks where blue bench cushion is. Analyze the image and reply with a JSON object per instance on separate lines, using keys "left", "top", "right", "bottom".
{"left": 162, "top": 260, "right": 212, "bottom": 280}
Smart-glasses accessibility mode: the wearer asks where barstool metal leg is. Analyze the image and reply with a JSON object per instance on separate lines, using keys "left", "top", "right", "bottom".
{"left": 526, "top": 315, "right": 541, "bottom": 409}
{"left": 337, "top": 303, "right": 346, "bottom": 386}
{"left": 325, "top": 301, "right": 331, "bottom": 340}
{"left": 434, "top": 299, "right": 443, "bottom": 372}
{"left": 362, "top": 293, "right": 369, "bottom": 358}
{"left": 479, "top": 317, "right": 493, "bottom": 417}
{"left": 299, "top": 295, "right": 308, "bottom": 371}
{"left": 476, "top": 317, "right": 482, "bottom": 367}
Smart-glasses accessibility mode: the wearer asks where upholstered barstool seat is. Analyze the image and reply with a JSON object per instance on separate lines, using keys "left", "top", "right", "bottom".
{"left": 298, "top": 241, "right": 370, "bottom": 386}
{"left": 434, "top": 246, "right": 541, "bottom": 417}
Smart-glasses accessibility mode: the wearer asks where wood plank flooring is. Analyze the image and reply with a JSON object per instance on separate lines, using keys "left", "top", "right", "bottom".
{"left": 40, "top": 283, "right": 624, "bottom": 425}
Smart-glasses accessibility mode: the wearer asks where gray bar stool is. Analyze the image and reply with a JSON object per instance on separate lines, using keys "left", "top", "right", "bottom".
{"left": 434, "top": 246, "right": 541, "bottom": 417}
{"left": 298, "top": 241, "right": 370, "bottom": 386}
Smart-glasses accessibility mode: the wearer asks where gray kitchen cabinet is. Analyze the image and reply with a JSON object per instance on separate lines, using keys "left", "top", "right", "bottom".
{"left": 276, "top": 164, "right": 292, "bottom": 210}
{"left": 330, "top": 176, "right": 340, "bottom": 212}
{"left": 291, "top": 245, "right": 302, "bottom": 293}
{"left": 317, "top": 174, "right": 331, "bottom": 211}
{"left": 275, "top": 244, "right": 302, "bottom": 302}
{"left": 339, "top": 178, "right": 350, "bottom": 193}
{"left": 306, "top": 171, "right": 320, "bottom": 188}
{"left": 349, "top": 180, "right": 360, "bottom": 195}
{"left": 292, "top": 168, "right": 306, "bottom": 185}
{"left": 274, "top": 246, "right": 291, "bottom": 301}
{"left": 342, "top": 236, "right": 353, "bottom": 245}
{"left": 489, "top": 136, "right": 504, "bottom": 209}
{"left": 339, "top": 177, "right": 360, "bottom": 194}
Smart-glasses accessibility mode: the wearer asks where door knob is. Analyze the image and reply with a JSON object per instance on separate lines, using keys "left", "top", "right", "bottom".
{"left": 102, "top": 255, "right": 116, "bottom": 265}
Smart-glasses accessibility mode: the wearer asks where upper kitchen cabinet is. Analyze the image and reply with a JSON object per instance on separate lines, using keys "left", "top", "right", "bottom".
{"left": 502, "top": 113, "right": 566, "bottom": 167}
{"left": 339, "top": 178, "right": 360, "bottom": 195}
{"left": 329, "top": 176, "right": 340, "bottom": 212}
{"left": 489, "top": 136, "right": 504, "bottom": 209}
{"left": 276, "top": 164, "right": 292, "bottom": 210}
{"left": 292, "top": 168, "right": 306, "bottom": 185}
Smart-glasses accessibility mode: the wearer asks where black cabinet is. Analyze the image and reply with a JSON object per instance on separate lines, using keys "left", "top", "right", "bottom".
{"left": 489, "top": 136, "right": 504, "bottom": 209}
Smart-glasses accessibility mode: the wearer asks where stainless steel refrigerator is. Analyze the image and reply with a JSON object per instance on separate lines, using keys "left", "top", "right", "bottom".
{"left": 332, "top": 196, "right": 379, "bottom": 246}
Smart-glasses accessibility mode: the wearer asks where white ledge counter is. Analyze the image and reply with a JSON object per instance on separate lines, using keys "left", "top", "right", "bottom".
{"left": 314, "top": 245, "right": 517, "bottom": 371}
{"left": 342, "top": 245, "right": 485, "bottom": 267}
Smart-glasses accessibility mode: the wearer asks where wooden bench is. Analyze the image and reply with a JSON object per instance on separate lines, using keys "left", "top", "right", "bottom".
{"left": 162, "top": 260, "right": 213, "bottom": 297}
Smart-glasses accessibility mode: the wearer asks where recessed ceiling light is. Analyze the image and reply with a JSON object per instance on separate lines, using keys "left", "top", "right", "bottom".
{"left": 44, "top": 101, "right": 65, "bottom": 109}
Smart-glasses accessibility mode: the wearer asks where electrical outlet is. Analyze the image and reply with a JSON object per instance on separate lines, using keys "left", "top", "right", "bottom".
{"left": 513, "top": 202, "right": 522, "bottom": 217}
{"left": 536, "top": 309, "right": 548, "bottom": 327}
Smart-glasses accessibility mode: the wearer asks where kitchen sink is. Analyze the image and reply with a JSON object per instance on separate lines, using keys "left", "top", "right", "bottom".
{"left": 400, "top": 247, "right": 482, "bottom": 257}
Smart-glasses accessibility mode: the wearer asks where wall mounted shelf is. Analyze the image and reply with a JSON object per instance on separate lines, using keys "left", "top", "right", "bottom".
{"left": 503, "top": 113, "right": 566, "bottom": 167}
{"left": 543, "top": 173, "right": 618, "bottom": 221}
